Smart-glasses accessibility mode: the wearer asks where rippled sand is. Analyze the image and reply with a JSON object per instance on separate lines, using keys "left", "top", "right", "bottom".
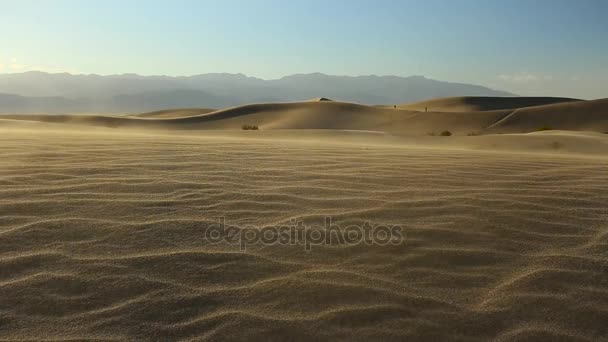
{"left": 1, "top": 127, "right": 607, "bottom": 341}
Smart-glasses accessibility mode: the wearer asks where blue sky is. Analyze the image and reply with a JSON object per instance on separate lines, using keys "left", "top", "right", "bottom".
{"left": 1, "top": 0, "right": 606, "bottom": 98}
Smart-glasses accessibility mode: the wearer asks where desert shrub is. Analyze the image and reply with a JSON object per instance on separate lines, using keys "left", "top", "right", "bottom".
{"left": 550, "top": 141, "right": 563, "bottom": 149}
{"left": 439, "top": 130, "right": 452, "bottom": 136}
{"left": 242, "top": 124, "right": 259, "bottom": 130}
{"left": 467, "top": 132, "right": 480, "bottom": 136}
{"left": 536, "top": 125, "right": 553, "bottom": 131}
{"left": 427, "top": 132, "right": 437, "bottom": 136}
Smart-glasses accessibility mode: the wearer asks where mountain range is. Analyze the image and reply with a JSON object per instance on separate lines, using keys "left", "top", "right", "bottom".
{"left": 0, "top": 71, "right": 514, "bottom": 113}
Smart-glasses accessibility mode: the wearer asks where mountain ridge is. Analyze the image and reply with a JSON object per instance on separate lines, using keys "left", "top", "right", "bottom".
{"left": 0, "top": 71, "right": 515, "bottom": 113}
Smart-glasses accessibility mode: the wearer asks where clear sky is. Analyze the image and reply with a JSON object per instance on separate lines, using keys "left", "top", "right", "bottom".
{"left": 1, "top": 0, "right": 606, "bottom": 99}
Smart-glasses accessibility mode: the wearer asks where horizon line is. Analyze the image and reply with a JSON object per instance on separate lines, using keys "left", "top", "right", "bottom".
{"left": 0, "top": 70, "right": 434, "bottom": 80}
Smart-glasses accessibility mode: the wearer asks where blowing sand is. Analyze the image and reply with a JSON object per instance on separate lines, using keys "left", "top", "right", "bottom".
{"left": 1, "top": 123, "right": 607, "bottom": 341}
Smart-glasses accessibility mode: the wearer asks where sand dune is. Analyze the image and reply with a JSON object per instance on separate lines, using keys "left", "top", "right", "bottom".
{"left": 486, "top": 98, "right": 608, "bottom": 133}
{"left": 0, "top": 102, "right": 427, "bottom": 132}
{"left": 0, "top": 124, "right": 607, "bottom": 340}
{"left": 2, "top": 97, "right": 607, "bottom": 135}
{"left": 394, "top": 96, "right": 582, "bottom": 112}
{"left": 129, "top": 108, "right": 217, "bottom": 119}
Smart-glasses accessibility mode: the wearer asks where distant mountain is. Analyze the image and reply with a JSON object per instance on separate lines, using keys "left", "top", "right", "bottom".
{"left": 0, "top": 71, "right": 515, "bottom": 113}
{"left": 0, "top": 93, "right": 85, "bottom": 114}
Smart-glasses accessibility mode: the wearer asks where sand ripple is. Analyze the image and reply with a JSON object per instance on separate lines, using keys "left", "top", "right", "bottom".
{"left": 1, "top": 129, "right": 607, "bottom": 340}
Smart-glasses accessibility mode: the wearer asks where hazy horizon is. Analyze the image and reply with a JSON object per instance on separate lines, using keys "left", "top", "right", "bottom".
{"left": 0, "top": 71, "right": 520, "bottom": 113}
{"left": 2, "top": 0, "right": 607, "bottom": 99}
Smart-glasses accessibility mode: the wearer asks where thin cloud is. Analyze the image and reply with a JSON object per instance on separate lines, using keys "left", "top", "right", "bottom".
{"left": 2, "top": 59, "right": 77, "bottom": 74}
{"left": 498, "top": 72, "right": 553, "bottom": 83}
{"left": 10, "top": 63, "right": 28, "bottom": 71}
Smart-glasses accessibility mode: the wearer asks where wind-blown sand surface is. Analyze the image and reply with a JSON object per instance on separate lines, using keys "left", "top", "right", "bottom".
{"left": 1, "top": 123, "right": 607, "bottom": 341}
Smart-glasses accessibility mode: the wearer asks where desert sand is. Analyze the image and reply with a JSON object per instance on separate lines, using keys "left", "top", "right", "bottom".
{"left": 1, "top": 97, "right": 607, "bottom": 340}
{"left": 129, "top": 108, "right": 217, "bottom": 119}
{"left": 392, "top": 96, "right": 582, "bottom": 112}
{"left": 2, "top": 97, "right": 607, "bottom": 135}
